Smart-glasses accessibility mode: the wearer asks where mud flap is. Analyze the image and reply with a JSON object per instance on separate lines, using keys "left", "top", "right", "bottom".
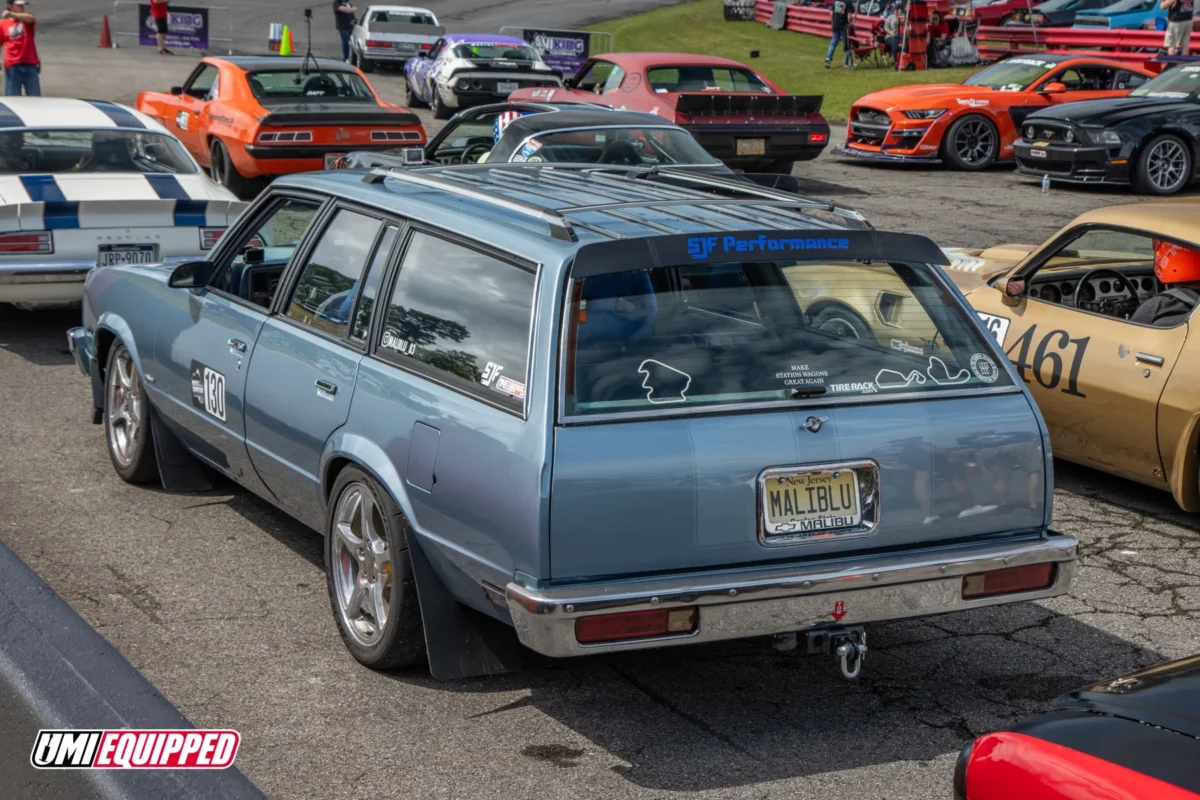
{"left": 149, "top": 407, "right": 214, "bottom": 493}
{"left": 408, "top": 534, "right": 524, "bottom": 680}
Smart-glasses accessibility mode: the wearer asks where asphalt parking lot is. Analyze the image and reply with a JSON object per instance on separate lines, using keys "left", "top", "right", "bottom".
{"left": 6, "top": 11, "right": 1200, "bottom": 800}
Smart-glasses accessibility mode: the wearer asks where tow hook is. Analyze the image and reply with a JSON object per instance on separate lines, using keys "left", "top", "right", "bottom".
{"left": 807, "top": 627, "right": 868, "bottom": 680}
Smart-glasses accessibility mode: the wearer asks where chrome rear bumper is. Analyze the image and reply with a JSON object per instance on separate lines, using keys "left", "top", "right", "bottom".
{"left": 506, "top": 533, "right": 1077, "bottom": 657}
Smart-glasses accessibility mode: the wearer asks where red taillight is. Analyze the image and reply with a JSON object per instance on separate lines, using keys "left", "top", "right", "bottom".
{"left": 200, "top": 228, "right": 225, "bottom": 250}
{"left": 420, "top": 43, "right": 431, "bottom": 49}
{"left": 0, "top": 231, "right": 53, "bottom": 254}
{"left": 366, "top": 39, "right": 384, "bottom": 47}
{"left": 811, "top": 132, "right": 829, "bottom": 144}
{"left": 574, "top": 607, "right": 698, "bottom": 645}
{"left": 962, "top": 564, "right": 1055, "bottom": 599}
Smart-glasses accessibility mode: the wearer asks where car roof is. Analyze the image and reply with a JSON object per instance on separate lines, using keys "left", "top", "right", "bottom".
{"left": 443, "top": 33, "right": 526, "bottom": 45}
{"left": 596, "top": 52, "right": 761, "bottom": 70}
{"left": 0, "top": 97, "right": 167, "bottom": 134}
{"left": 217, "top": 56, "right": 359, "bottom": 73}
{"left": 502, "top": 106, "right": 685, "bottom": 137}
{"left": 276, "top": 165, "right": 869, "bottom": 265}
{"left": 1070, "top": 200, "right": 1200, "bottom": 248}
{"left": 365, "top": 4, "right": 435, "bottom": 11}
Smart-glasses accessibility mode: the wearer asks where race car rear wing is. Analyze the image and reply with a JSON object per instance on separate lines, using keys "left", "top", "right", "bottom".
{"left": 675, "top": 94, "right": 824, "bottom": 117}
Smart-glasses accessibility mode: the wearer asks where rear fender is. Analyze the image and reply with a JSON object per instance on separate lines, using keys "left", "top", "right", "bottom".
{"left": 321, "top": 433, "right": 522, "bottom": 678}
{"left": 1167, "top": 412, "right": 1200, "bottom": 512}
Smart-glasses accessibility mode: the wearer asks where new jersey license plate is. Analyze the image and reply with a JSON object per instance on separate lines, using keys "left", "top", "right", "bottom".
{"left": 496, "top": 81, "right": 519, "bottom": 94}
{"left": 736, "top": 138, "right": 767, "bottom": 156}
{"left": 1029, "top": 148, "right": 1047, "bottom": 159}
{"left": 761, "top": 467, "right": 862, "bottom": 539}
{"left": 97, "top": 244, "right": 157, "bottom": 267}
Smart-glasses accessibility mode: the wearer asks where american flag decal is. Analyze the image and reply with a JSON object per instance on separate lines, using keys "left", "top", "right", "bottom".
{"left": 493, "top": 111, "right": 525, "bottom": 142}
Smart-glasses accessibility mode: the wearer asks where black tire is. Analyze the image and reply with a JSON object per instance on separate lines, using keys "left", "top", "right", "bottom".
{"left": 103, "top": 342, "right": 159, "bottom": 484}
{"left": 766, "top": 159, "right": 795, "bottom": 175}
{"left": 809, "top": 304, "right": 874, "bottom": 341}
{"left": 348, "top": 48, "right": 358, "bottom": 67}
{"left": 431, "top": 85, "right": 451, "bottom": 120}
{"left": 208, "top": 138, "right": 260, "bottom": 199}
{"left": 997, "top": 13, "right": 1013, "bottom": 25}
{"left": 359, "top": 55, "right": 375, "bottom": 73}
{"left": 1132, "top": 133, "right": 1193, "bottom": 196}
{"left": 404, "top": 77, "right": 426, "bottom": 108}
{"left": 325, "top": 466, "right": 425, "bottom": 670}
{"left": 941, "top": 114, "right": 999, "bottom": 171}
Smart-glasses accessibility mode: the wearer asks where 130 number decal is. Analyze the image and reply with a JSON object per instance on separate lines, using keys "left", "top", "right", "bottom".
{"left": 1005, "top": 325, "right": 1089, "bottom": 397}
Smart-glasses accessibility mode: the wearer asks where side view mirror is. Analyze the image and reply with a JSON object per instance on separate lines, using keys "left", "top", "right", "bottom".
{"left": 170, "top": 85, "right": 184, "bottom": 96}
{"left": 996, "top": 277, "right": 1026, "bottom": 307}
{"left": 562, "top": 77, "right": 575, "bottom": 89}
{"left": 168, "top": 260, "right": 213, "bottom": 289}
{"left": 1041, "top": 82, "right": 1066, "bottom": 94}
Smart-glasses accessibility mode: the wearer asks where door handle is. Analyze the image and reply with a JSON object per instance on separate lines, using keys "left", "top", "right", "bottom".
{"left": 315, "top": 379, "right": 338, "bottom": 395}
{"left": 1135, "top": 353, "right": 1165, "bottom": 366}
{"left": 228, "top": 338, "right": 247, "bottom": 353}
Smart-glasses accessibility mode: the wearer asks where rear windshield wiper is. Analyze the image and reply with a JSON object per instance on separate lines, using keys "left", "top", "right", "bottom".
{"left": 789, "top": 386, "right": 827, "bottom": 399}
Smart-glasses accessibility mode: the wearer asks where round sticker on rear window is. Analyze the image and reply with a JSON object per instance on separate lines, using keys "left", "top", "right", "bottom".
{"left": 970, "top": 353, "right": 999, "bottom": 384}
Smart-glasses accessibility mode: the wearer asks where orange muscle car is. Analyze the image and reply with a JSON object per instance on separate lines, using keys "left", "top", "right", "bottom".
{"left": 137, "top": 56, "right": 426, "bottom": 197}
{"left": 835, "top": 54, "right": 1153, "bottom": 170}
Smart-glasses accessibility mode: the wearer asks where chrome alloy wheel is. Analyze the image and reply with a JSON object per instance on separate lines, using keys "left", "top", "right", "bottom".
{"left": 331, "top": 484, "right": 392, "bottom": 647}
{"left": 1146, "top": 139, "right": 1188, "bottom": 193}
{"left": 817, "top": 316, "right": 863, "bottom": 339}
{"left": 106, "top": 349, "right": 143, "bottom": 468}
{"left": 954, "top": 118, "right": 996, "bottom": 166}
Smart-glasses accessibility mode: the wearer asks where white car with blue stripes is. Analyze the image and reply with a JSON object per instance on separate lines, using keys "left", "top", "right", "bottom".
{"left": 0, "top": 98, "right": 246, "bottom": 308}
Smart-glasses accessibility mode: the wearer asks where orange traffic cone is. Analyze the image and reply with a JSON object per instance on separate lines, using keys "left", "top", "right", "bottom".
{"left": 99, "top": 14, "right": 113, "bottom": 48}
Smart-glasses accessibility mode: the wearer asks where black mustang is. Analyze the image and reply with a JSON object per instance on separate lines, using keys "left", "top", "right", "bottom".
{"left": 1013, "top": 65, "right": 1200, "bottom": 195}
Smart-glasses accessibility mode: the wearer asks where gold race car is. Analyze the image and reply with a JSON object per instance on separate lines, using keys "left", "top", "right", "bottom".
{"left": 944, "top": 201, "right": 1200, "bottom": 510}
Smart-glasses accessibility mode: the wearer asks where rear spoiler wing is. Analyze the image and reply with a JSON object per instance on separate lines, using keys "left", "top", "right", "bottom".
{"left": 258, "top": 108, "right": 421, "bottom": 127}
{"left": 674, "top": 94, "right": 824, "bottom": 117}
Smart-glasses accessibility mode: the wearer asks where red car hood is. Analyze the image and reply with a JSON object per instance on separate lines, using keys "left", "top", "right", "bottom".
{"left": 853, "top": 83, "right": 1005, "bottom": 111}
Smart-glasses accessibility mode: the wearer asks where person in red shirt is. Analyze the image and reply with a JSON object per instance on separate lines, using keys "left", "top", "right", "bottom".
{"left": 150, "top": 0, "right": 171, "bottom": 55}
{"left": 1, "top": 0, "right": 39, "bottom": 97}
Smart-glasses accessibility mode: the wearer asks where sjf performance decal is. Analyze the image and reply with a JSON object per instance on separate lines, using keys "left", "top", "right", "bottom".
{"left": 190, "top": 361, "right": 227, "bottom": 422}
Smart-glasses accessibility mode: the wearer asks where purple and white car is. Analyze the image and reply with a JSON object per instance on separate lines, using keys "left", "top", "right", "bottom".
{"left": 403, "top": 34, "right": 563, "bottom": 119}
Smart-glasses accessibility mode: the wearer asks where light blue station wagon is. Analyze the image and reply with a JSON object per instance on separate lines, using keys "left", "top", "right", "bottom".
{"left": 68, "top": 164, "right": 1078, "bottom": 679}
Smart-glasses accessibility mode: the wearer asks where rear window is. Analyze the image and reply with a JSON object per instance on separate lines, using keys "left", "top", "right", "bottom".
{"left": 0, "top": 129, "right": 197, "bottom": 174}
{"left": 370, "top": 10, "right": 436, "bottom": 24}
{"left": 453, "top": 43, "right": 540, "bottom": 61}
{"left": 247, "top": 70, "right": 375, "bottom": 101}
{"left": 563, "top": 260, "right": 1012, "bottom": 417}
{"left": 646, "top": 66, "right": 773, "bottom": 94}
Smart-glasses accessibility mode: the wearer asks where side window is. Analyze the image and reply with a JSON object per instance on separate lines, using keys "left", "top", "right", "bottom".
{"left": 185, "top": 65, "right": 218, "bottom": 100}
{"left": 285, "top": 209, "right": 383, "bottom": 338}
{"left": 431, "top": 113, "right": 499, "bottom": 163}
{"left": 351, "top": 225, "right": 399, "bottom": 344}
{"left": 208, "top": 196, "right": 322, "bottom": 308}
{"left": 578, "top": 60, "right": 616, "bottom": 92}
{"left": 601, "top": 65, "right": 625, "bottom": 94}
{"left": 376, "top": 232, "right": 535, "bottom": 412}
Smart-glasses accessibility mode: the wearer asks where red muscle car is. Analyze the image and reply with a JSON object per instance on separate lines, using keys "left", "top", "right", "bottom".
{"left": 509, "top": 52, "right": 829, "bottom": 174}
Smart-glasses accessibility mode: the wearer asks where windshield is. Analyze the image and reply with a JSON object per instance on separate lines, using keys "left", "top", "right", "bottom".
{"left": 963, "top": 57, "right": 1057, "bottom": 91}
{"left": 453, "top": 43, "right": 540, "bottom": 60}
{"left": 1130, "top": 66, "right": 1200, "bottom": 98}
{"left": 1094, "top": 0, "right": 1153, "bottom": 12}
{"left": 647, "top": 66, "right": 774, "bottom": 93}
{"left": 511, "top": 127, "right": 721, "bottom": 166}
{"left": 563, "top": 260, "right": 1012, "bottom": 417}
{"left": 0, "top": 129, "right": 197, "bottom": 174}
{"left": 247, "top": 70, "right": 375, "bottom": 101}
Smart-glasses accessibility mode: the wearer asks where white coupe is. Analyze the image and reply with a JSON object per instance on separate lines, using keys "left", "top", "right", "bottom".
{"left": 0, "top": 97, "right": 246, "bottom": 308}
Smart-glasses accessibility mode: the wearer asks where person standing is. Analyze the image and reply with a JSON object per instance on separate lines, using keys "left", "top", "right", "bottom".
{"left": 826, "top": 0, "right": 853, "bottom": 68}
{"left": 1, "top": 0, "right": 39, "bottom": 97}
{"left": 883, "top": 6, "right": 900, "bottom": 65}
{"left": 1161, "top": 0, "right": 1193, "bottom": 56}
{"left": 333, "top": 0, "right": 356, "bottom": 62}
{"left": 150, "top": 0, "right": 171, "bottom": 55}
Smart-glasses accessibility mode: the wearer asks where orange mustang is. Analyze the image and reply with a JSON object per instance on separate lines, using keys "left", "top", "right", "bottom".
{"left": 835, "top": 55, "right": 1153, "bottom": 171}
{"left": 137, "top": 56, "right": 426, "bottom": 197}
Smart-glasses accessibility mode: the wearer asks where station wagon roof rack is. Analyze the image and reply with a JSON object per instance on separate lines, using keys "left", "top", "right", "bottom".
{"left": 363, "top": 164, "right": 871, "bottom": 243}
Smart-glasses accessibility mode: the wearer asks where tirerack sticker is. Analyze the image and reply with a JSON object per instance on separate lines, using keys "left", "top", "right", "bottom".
{"left": 191, "top": 360, "right": 227, "bottom": 422}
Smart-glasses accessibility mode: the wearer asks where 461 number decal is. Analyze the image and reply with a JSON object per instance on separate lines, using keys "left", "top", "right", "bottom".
{"left": 1005, "top": 325, "right": 1090, "bottom": 397}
